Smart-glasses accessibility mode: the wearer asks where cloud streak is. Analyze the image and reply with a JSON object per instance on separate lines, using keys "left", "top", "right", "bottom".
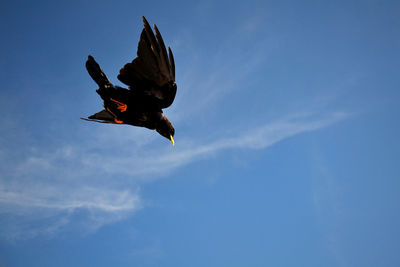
{"left": 0, "top": 107, "right": 348, "bottom": 240}
{"left": 82, "top": 111, "right": 349, "bottom": 177}
{"left": 0, "top": 180, "right": 141, "bottom": 240}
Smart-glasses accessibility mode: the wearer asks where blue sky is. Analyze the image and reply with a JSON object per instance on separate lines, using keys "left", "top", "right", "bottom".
{"left": 0, "top": 0, "right": 399, "bottom": 266}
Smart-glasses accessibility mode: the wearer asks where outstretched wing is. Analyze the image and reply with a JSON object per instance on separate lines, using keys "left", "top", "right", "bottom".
{"left": 118, "top": 16, "right": 176, "bottom": 109}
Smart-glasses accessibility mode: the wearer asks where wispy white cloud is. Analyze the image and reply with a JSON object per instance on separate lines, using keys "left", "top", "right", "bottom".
{"left": 0, "top": 109, "right": 347, "bottom": 239}
{"left": 0, "top": 181, "right": 141, "bottom": 240}
{"left": 0, "top": 185, "right": 139, "bottom": 212}
{"left": 79, "top": 111, "right": 349, "bottom": 177}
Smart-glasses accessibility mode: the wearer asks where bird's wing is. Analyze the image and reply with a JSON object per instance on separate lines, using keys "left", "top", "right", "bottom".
{"left": 117, "top": 16, "right": 176, "bottom": 109}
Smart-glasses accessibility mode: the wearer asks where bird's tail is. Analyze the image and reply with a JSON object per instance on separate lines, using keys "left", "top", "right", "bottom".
{"left": 86, "top": 55, "right": 112, "bottom": 89}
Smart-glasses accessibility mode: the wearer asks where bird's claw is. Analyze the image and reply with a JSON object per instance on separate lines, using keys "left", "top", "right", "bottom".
{"left": 110, "top": 98, "right": 127, "bottom": 112}
{"left": 117, "top": 104, "right": 127, "bottom": 112}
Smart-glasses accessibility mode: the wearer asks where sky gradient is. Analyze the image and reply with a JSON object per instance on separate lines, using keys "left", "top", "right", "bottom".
{"left": 0, "top": 0, "right": 399, "bottom": 266}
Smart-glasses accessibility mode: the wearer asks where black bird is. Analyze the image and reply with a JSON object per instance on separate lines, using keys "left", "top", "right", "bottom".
{"left": 82, "top": 16, "right": 177, "bottom": 145}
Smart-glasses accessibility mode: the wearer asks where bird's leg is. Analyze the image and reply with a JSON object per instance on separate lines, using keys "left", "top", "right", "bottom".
{"left": 110, "top": 98, "right": 127, "bottom": 112}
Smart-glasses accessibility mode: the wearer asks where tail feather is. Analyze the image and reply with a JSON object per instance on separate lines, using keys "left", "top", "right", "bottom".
{"left": 88, "top": 109, "right": 115, "bottom": 121}
{"left": 86, "top": 55, "right": 112, "bottom": 88}
{"left": 80, "top": 109, "right": 116, "bottom": 124}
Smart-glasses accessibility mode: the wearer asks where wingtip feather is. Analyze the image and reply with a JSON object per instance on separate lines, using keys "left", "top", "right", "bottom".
{"left": 142, "top": 16, "right": 150, "bottom": 27}
{"left": 168, "top": 47, "right": 175, "bottom": 80}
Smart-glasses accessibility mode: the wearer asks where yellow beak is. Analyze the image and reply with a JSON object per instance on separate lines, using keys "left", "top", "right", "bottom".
{"left": 170, "top": 135, "right": 175, "bottom": 146}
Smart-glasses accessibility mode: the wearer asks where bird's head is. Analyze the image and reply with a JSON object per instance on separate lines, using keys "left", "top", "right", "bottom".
{"left": 156, "top": 116, "right": 175, "bottom": 146}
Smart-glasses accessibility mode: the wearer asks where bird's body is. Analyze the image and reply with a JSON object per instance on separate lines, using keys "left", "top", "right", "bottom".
{"left": 83, "top": 16, "right": 177, "bottom": 145}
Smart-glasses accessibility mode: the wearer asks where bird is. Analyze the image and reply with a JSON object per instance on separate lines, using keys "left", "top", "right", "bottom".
{"left": 82, "top": 16, "right": 177, "bottom": 146}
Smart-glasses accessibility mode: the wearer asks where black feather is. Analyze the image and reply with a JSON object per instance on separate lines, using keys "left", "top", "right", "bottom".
{"left": 168, "top": 47, "right": 175, "bottom": 80}
{"left": 153, "top": 24, "right": 172, "bottom": 80}
{"left": 86, "top": 55, "right": 112, "bottom": 88}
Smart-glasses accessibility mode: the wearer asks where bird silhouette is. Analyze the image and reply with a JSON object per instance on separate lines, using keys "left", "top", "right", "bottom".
{"left": 82, "top": 16, "right": 177, "bottom": 145}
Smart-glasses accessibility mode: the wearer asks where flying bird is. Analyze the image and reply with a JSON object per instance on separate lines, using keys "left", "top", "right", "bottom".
{"left": 82, "top": 16, "right": 177, "bottom": 145}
